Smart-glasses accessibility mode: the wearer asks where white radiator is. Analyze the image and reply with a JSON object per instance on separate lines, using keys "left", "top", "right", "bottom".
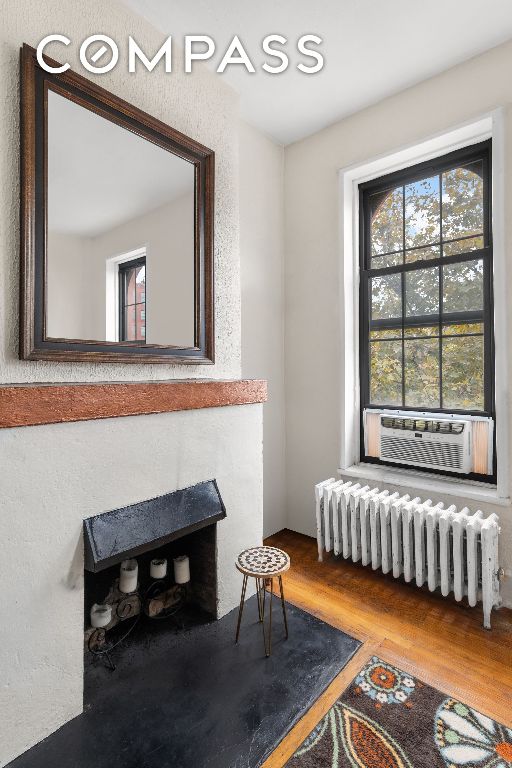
{"left": 315, "top": 478, "right": 501, "bottom": 629}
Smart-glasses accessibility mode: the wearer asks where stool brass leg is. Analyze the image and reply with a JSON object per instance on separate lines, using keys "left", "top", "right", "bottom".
{"left": 266, "top": 578, "right": 273, "bottom": 657}
{"left": 279, "top": 575, "right": 289, "bottom": 640}
{"left": 261, "top": 579, "right": 268, "bottom": 655}
{"left": 235, "top": 574, "right": 248, "bottom": 644}
{"left": 256, "top": 578, "right": 264, "bottom": 622}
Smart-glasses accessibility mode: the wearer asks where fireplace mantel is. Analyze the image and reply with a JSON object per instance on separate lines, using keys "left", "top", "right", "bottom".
{"left": 0, "top": 379, "right": 267, "bottom": 429}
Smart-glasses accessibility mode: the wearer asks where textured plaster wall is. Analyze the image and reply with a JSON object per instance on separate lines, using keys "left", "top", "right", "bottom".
{"left": 239, "top": 121, "right": 286, "bottom": 537}
{"left": 284, "top": 39, "right": 512, "bottom": 605}
{"left": 0, "top": 0, "right": 240, "bottom": 382}
{"left": 0, "top": 406, "right": 263, "bottom": 767}
{"left": 0, "top": 1, "right": 266, "bottom": 765}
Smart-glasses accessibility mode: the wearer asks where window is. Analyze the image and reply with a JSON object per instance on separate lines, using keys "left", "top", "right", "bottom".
{"left": 119, "top": 256, "right": 146, "bottom": 342}
{"left": 359, "top": 141, "right": 494, "bottom": 425}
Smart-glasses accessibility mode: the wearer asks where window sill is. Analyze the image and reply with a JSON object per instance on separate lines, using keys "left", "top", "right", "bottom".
{"left": 339, "top": 463, "right": 510, "bottom": 507}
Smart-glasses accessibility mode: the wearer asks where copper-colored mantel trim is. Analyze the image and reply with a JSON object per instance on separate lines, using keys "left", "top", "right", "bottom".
{"left": 0, "top": 379, "right": 267, "bottom": 429}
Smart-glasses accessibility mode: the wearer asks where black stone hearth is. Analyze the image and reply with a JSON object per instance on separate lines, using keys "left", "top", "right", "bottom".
{"left": 9, "top": 598, "right": 360, "bottom": 768}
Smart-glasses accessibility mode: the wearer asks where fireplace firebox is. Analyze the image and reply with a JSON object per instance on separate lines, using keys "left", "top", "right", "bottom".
{"left": 83, "top": 481, "right": 225, "bottom": 672}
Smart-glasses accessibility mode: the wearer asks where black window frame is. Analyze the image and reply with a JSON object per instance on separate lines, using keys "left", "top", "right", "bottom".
{"left": 358, "top": 140, "right": 495, "bottom": 482}
{"left": 119, "top": 255, "right": 146, "bottom": 344}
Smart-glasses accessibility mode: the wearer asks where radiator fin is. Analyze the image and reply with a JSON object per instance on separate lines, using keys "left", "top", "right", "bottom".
{"left": 315, "top": 478, "right": 501, "bottom": 629}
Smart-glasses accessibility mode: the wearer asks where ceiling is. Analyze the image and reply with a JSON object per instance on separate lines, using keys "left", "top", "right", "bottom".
{"left": 122, "top": 0, "right": 512, "bottom": 145}
{"left": 48, "top": 90, "right": 194, "bottom": 237}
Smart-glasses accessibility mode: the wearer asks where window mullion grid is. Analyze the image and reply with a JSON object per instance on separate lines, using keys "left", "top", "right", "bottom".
{"left": 483, "top": 251, "right": 493, "bottom": 414}
{"left": 120, "top": 268, "right": 127, "bottom": 341}
{"left": 119, "top": 269, "right": 123, "bottom": 342}
{"left": 368, "top": 246, "right": 489, "bottom": 278}
{"left": 374, "top": 232, "right": 484, "bottom": 261}
{"left": 482, "top": 151, "right": 493, "bottom": 417}
{"left": 361, "top": 189, "right": 371, "bottom": 414}
{"left": 361, "top": 140, "right": 492, "bottom": 426}
{"left": 128, "top": 266, "right": 134, "bottom": 341}
{"left": 439, "top": 172, "right": 443, "bottom": 410}
{"left": 401, "top": 185, "right": 406, "bottom": 408}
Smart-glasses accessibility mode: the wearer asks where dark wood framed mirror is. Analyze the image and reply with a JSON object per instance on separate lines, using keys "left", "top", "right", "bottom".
{"left": 19, "top": 44, "right": 215, "bottom": 364}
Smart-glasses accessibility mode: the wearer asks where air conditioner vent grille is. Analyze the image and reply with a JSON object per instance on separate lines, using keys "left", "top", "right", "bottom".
{"left": 380, "top": 435, "right": 464, "bottom": 470}
{"left": 380, "top": 417, "right": 465, "bottom": 434}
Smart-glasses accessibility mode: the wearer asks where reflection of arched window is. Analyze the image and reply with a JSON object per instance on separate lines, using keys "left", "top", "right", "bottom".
{"left": 119, "top": 255, "right": 146, "bottom": 342}
{"left": 359, "top": 140, "right": 494, "bottom": 478}
{"left": 105, "top": 247, "right": 146, "bottom": 343}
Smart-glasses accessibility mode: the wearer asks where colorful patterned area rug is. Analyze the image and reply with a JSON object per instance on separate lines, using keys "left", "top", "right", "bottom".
{"left": 286, "top": 656, "right": 512, "bottom": 768}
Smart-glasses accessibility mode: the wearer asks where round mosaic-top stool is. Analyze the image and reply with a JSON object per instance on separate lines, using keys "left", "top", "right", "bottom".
{"left": 235, "top": 546, "right": 290, "bottom": 657}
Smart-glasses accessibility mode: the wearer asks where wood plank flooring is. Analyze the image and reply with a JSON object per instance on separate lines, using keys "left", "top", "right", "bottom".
{"left": 262, "top": 529, "right": 512, "bottom": 768}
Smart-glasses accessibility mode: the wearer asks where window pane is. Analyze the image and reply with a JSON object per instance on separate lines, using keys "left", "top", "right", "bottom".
{"left": 405, "top": 267, "right": 439, "bottom": 317}
{"left": 124, "top": 305, "right": 136, "bottom": 341}
{"left": 370, "top": 187, "right": 403, "bottom": 256}
{"left": 372, "top": 252, "right": 403, "bottom": 268}
{"left": 135, "top": 305, "right": 145, "bottom": 341}
{"left": 404, "top": 326, "right": 438, "bottom": 337}
{"left": 443, "top": 235, "right": 484, "bottom": 257}
{"left": 442, "top": 161, "right": 484, "bottom": 242}
{"left": 405, "top": 245, "right": 441, "bottom": 264}
{"left": 443, "top": 259, "right": 483, "bottom": 314}
{"left": 404, "top": 338, "right": 439, "bottom": 408}
{"left": 405, "top": 175, "right": 440, "bottom": 249}
{"left": 120, "top": 260, "right": 146, "bottom": 342}
{"left": 442, "top": 336, "right": 484, "bottom": 410}
{"left": 136, "top": 265, "right": 146, "bottom": 303}
{"left": 370, "top": 340, "right": 402, "bottom": 405}
{"left": 442, "top": 322, "right": 483, "bottom": 336}
{"left": 370, "top": 328, "right": 402, "bottom": 340}
{"left": 125, "top": 268, "right": 136, "bottom": 305}
{"left": 371, "top": 274, "right": 402, "bottom": 320}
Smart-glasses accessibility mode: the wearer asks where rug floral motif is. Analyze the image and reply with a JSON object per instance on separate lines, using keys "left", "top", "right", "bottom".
{"left": 286, "top": 656, "right": 512, "bottom": 768}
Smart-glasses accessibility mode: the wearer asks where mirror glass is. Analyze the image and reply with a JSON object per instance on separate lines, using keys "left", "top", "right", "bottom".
{"left": 46, "top": 90, "right": 195, "bottom": 347}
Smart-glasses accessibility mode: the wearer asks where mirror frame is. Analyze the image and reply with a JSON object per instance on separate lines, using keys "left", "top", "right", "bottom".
{"left": 19, "top": 44, "right": 215, "bottom": 364}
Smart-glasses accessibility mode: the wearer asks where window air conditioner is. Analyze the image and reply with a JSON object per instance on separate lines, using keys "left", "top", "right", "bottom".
{"left": 363, "top": 409, "right": 494, "bottom": 475}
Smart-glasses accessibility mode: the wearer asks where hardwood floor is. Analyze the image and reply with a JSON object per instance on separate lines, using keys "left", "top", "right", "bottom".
{"left": 262, "top": 529, "right": 512, "bottom": 768}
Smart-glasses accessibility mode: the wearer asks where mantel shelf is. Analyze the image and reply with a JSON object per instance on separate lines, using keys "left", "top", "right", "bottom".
{"left": 0, "top": 379, "right": 267, "bottom": 429}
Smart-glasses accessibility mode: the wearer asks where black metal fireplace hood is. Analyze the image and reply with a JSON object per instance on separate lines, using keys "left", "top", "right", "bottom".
{"left": 83, "top": 480, "right": 226, "bottom": 572}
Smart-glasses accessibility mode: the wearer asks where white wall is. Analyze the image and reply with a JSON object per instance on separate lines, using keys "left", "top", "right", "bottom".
{"left": 283, "top": 40, "right": 512, "bottom": 604}
{"left": 91, "top": 192, "right": 194, "bottom": 345}
{"left": 239, "top": 121, "right": 286, "bottom": 537}
{"left": 47, "top": 232, "right": 89, "bottom": 339}
{"left": 47, "top": 194, "right": 195, "bottom": 345}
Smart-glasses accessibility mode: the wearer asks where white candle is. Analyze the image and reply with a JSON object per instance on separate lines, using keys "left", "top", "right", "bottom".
{"left": 173, "top": 555, "right": 190, "bottom": 584}
{"left": 150, "top": 558, "right": 167, "bottom": 580}
{"left": 90, "top": 603, "right": 112, "bottom": 628}
{"left": 119, "top": 559, "right": 138, "bottom": 594}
